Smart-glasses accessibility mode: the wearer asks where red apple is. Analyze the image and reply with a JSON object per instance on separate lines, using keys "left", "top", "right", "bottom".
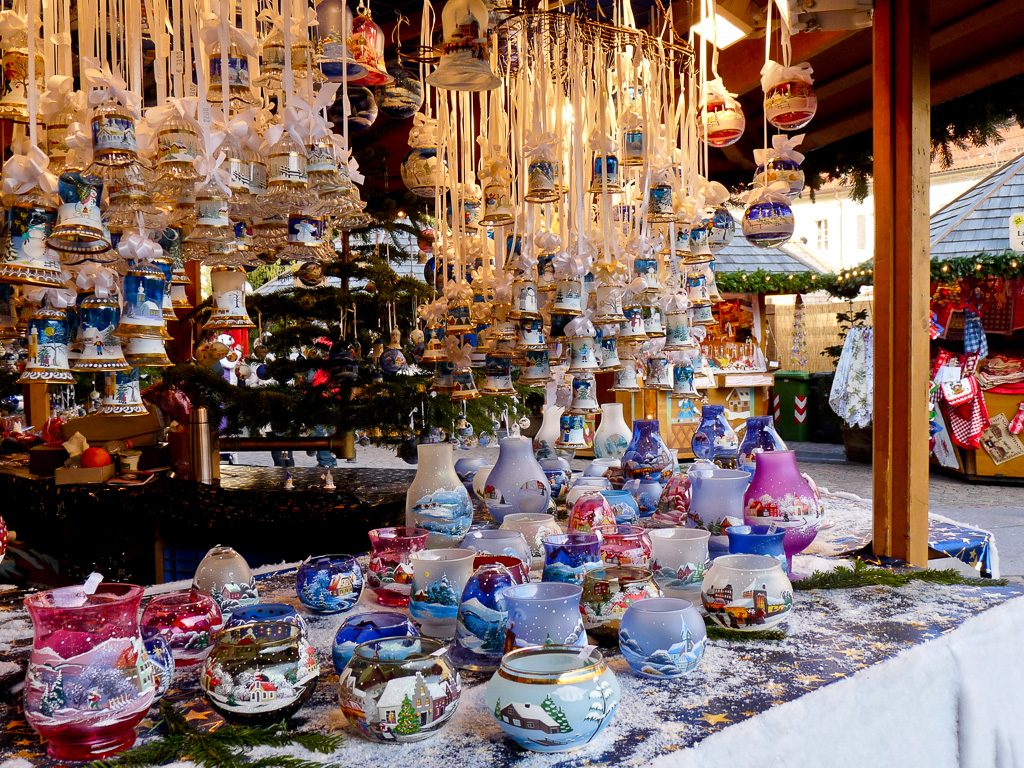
{"left": 80, "top": 447, "right": 112, "bottom": 468}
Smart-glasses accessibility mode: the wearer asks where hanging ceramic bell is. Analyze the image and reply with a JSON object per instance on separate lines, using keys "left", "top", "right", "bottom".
{"left": 0, "top": 206, "right": 65, "bottom": 287}
{"left": 99, "top": 368, "right": 149, "bottom": 415}
{"left": 690, "top": 303, "right": 716, "bottom": 326}
{"left": 518, "top": 348, "right": 550, "bottom": 385}
{"left": 686, "top": 272, "right": 711, "bottom": 304}
{"left": 589, "top": 153, "right": 622, "bottom": 194}
{"left": 431, "top": 360, "right": 455, "bottom": 393}
{"left": 116, "top": 262, "right": 170, "bottom": 340}
{"left": 568, "top": 334, "right": 599, "bottom": 373}
{"left": 47, "top": 170, "right": 111, "bottom": 255}
{"left": 664, "top": 310, "right": 695, "bottom": 351}
{"left": 446, "top": 295, "right": 475, "bottom": 334}
{"left": 509, "top": 275, "right": 540, "bottom": 319}
{"left": 147, "top": 252, "right": 178, "bottom": 320}
{"left": 427, "top": 0, "right": 500, "bottom": 92}
{"left": 569, "top": 373, "right": 599, "bottom": 414}
{"left": 598, "top": 330, "right": 622, "bottom": 371}
{"left": 204, "top": 266, "right": 257, "bottom": 330}
{"left": 594, "top": 284, "right": 624, "bottom": 324}
{"left": 90, "top": 98, "right": 139, "bottom": 167}
{"left": 480, "top": 354, "right": 515, "bottom": 395}
{"left": 556, "top": 413, "right": 588, "bottom": 449}
{"left": 0, "top": 47, "right": 45, "bottom": 123}
{"left": 611, "top": 358, "right": 641, "bottom": 392}
{"left": 317, "top": 0, "right": 366, "bottom": 82}
{"left": 69, "top": 294, "right": 127, "bottom": 372}
{"left": 450, "top": 363, "right": 479, "bottom": 401}
{"left": 645, "top": 352, "right": 672, "bottom": 391}
{"left": 524, "top": 155, "right": 558, "bottom": 203}
{"left": 619, "top": 306, "right": 648, "bottom": 341}
{"left": 347, "top": 9, "right": 393, "bottom": 86}
{"left": 479, "top": 179, "right": 515, "bottom": 228}
{"left": 123, "top": 335, "right": 172, "bottom": 367}
{"left": 18, "top": 307, "right": 74, "bottom": 383}
{"left": 643, "top": 306, "right": 664, "bottom": 337}
{"left": 421, "top": 326, "right": 447, "bottom": 363}
{"left": 672, "top": 360, "right": 699, "bottom": 398}
{"left": 552, "top": 277, "right": 584, "bottom": 316}
{"left": 646, "top": 182, "right": 676, "bottom": 223}
{"left": 276, "top": 214, "right": 333, "bottom": 262}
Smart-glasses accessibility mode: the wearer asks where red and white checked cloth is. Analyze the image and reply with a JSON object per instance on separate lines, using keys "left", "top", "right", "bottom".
{"left": 942, "top": 376, "right": 990, "bottom": 449}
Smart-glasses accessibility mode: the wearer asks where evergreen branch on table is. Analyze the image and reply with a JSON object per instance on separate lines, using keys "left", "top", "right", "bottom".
{"left": 88, "top": 701, "right": 344, "bottom": 768}
{"left": 703, "top": 619, "right": 786, "bottom": 642}
{"left": 793, "top": 559, "right": 1007, "bottom": 591}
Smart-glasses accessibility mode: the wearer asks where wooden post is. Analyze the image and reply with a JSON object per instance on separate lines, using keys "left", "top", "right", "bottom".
{"left": 22, "top": 383, "right": 50, "bottom": 429}
{"left": 872, "top": 0, "right": 930, "bottom": 566}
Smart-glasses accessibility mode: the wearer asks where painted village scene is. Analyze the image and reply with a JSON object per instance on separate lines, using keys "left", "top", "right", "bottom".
{"left": 211, "top": 579, "right": 260, "bottom": 616}
{"left": 411, "top": 489, "right": 473, "bottom": 541}
{"left": 581, "top": 579, "right": 661, "bottom": 632}
{"left": 489, "top": 679, "right": 618, "bottom": 753}
{"left": 298, "top": 567, "right": 363, "bottom": 613}
{"left": 410, "top": 575, "right": 460, "bottom": 622}
{"left": 702, "top": 578, "right": 794, "bottom": 630}
{"left": 651, "top": 559, "right": 707, "bottom": 593}
{"left": 366, "top": 557, "right": 415, "bottom": 601}
{"left": 201, "top": 636, "right": 319, "bottom": 715}
{"left": 618, "top": 624, "right": 707, "bottom": 678}
{"left": 24, "top": 636, "right": 156, "bottom": 728}
{"left": 339, "top": 663, "right": 462, "bottom": 742}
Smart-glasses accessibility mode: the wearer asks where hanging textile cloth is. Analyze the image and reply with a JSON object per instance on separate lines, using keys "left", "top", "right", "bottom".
{"left": 828, "top": 326, "right": 873, "bottom": 429}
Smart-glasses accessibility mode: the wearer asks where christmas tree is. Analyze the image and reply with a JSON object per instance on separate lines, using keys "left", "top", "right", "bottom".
{"left": 425, "top": 574, "right": 458, "bottom": 606}
{"left": 395, "top": 693, "right": 421, "bottom": 736}
{"left": 493, "top": 697, "right": 501, "bottom": 718}
{"left": 40, "top": 670, "right": 66, "bottom": 717}
{"left": 541, "top": 695, "right": 572, "bottom": 734}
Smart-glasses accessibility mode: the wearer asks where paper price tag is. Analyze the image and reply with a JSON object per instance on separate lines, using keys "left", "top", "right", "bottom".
{"left": 1010, "top": 213, "right": 1024, "bottom": 253}
{"left": 170, "top": 51, "right": 185, "bottom": 74}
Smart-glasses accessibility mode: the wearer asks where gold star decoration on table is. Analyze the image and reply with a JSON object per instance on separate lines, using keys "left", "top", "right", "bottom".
{"left": 794, "top": 674, "right": 826, "bottom": 686}
{"left": 184, "top": 709, "right": 211, "bottom": 722}
{"left": 701, "top": 713, "right": 732, "bottom": 726}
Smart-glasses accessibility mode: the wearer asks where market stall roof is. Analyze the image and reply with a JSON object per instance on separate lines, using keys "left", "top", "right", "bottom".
{"left": 713, "top": 215, "right": 829, "bottom": 274}
{"left": 929, "top": 151, "right": 1024, "bottom": 259}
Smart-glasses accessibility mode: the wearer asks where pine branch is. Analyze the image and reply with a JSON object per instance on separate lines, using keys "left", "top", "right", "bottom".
{"left": 703, "top": 619, "right": 786, "bottom": 642}
{"left": 793, "top": 560, "right": 1007, "bottom": 590}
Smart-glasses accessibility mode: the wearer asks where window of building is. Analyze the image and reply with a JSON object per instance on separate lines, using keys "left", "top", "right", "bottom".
{"left": 816, "top": 219, "right": 829, "bottom": 251}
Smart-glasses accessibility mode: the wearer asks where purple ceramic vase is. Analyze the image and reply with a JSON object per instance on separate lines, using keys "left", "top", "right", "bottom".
{"left": 742, "top": 451, "right": 823, "bottom": 577}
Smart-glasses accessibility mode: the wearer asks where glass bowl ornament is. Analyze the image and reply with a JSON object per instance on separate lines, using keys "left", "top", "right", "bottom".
{"left": 192, "top": 544, "right": 259, "bottom": 618}
{"left": 368, "top": 526, "right": 429, "bottom": 607}
{"left": 699, "top": 77, "right": 745, "bottom": 148}
{"left": 225, "top": 604, "right": 309, "bottom": 637}
{"left": 580, "top": 565, "right": 661, "bottom": 644}
{"left": 201, "top": 622, "right": 319, "bottom": 723}
{"left": 486, "top": 645, "right": 620, "bottom": 753}
{"left": 345, "top": 86, "right": 379, "bottom": 133}
{"left": 23, "top": 583, "right": 156, "bottom": 760}
{"left": 568, "top": 492, "right": 617, "bottom": 534}
{"left": 542, "top": 532, "right": 602, "bottom": 585}
{"left": 339, "top": 637, "right": 461, "bottom": 743}
{"left": 742, "top": 185, "right": 795, "bottom": 248}
{"left": 502, "top": 582, "right": 585, "bottom": 650}
{"left": 332, "top": 611, "right": 419, "bottom": 673}
{"left": 742, "top": 450, "right": 824, "bottom": 576}
{"left": 619, "top": 597, "right": 706, "bottom": 678}
{"left": 375, "top": 60, "right": 424, "bottom": 119}
{"left": 140, "top": 588, "right": 223, "bottom": 667}
{"left": 762, "top": 60, "right": 817, "bottom": 131}
{"left": 701, "top": 554, "right": 793, "bottom": 631}
{"left": 649, "top": 528, "right": 710, "bottom": 599}
{"left": 452, "top": 562, "right": 517, "bottom": 671}
{"left": 296, "top": 554, "right": 364, "bottom": 613}
{"left": 595, "top": 524, "right": 653, "bottom": 567}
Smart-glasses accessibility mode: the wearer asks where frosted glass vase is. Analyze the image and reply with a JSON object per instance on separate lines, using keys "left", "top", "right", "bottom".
{"left": 405, "top": 443, "right": 473, "bottom": 548}
{"left": 593, "top": 402, "right": 631, "bottom": 459}
{"left": 533, "top": 405, "right": 564, "bottom": 460}
{"left": 484, "top": 437, "right": 551, "bottom": 515}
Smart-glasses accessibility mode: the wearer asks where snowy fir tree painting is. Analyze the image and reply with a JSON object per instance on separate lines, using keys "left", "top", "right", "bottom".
{"left": 411, "top": 574, "right": 460, "bottom": 620}
{"left": 412, "top": 489, "right": 473, "bottom": 541}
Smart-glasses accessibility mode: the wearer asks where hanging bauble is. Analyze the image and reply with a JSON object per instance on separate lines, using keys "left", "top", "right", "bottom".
{"left": 346, "top": 9, "right": 393, "bottom": 86}
{"left": 18, "top": 307, "right": 74, "bottom": 384}
{"left": 296, "top": 261, "right": 326, "bottom": 287}
{"left": 0, "top": 206, "right": 65, "bottom": 287}
{"left": 375, "top": 61, "right": 424, "bottom": 119}
{"left": 762, "top": 61, "right": 817, "bottom": 131}
{"left": 47, "top": 170, "right": 111, "bottom": 255}
{"left": 346, "top": 87, "right": 379, "bottom": 132}
{"left": 99, "top": 368, "right": 149, "bottom": 415}
{"left": 742, "top": 184, "right": 795, "bottom": 248}
{"left": 401, "top": 116, "right": 448, "bottom": 196}
{"left": 427, "top": 0, "right": 500, "bottom": 92}
{"left": 379, "top": 329, "right": 408, "bottom": 374}
{"left": 699, "top": 78, "right": 745, "bottom": 148}
{"left": 753, "top": 134, "right": 807, "bottom": 200}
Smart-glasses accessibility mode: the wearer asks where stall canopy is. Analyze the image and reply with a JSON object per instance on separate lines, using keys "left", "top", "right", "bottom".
{"left": 713, "top": 215, "right": 829, "bottom": 276}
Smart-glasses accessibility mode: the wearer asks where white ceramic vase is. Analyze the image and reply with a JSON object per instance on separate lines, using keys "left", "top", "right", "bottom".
{"left": 593, "top": 402, "right": 631, "bottom": 459}
{"left": 405, "top": 443, "right": 473, "bottom": 548}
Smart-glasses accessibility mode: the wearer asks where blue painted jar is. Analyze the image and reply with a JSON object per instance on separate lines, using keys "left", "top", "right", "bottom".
{"left": 541, "top": 532, "right": 602, "bottom": 585}
{"left": 226, "top": 603, "right": 309, "bottom": 637}
{"left": 295, "top": 554, "right": 364, "bottom": 614}
{"left": 738, "top": 416, "right": 787, "bottom": 475}
{"left": 619, "top": 597, "right": 706, "bottom": 678}
{"left": 332, "top": 611, "right": 419, "bottom": 673}
{"left": 451, "top": 563, "right": 516, "bottom": 671}
{"left": 725, "top": 524, "right": 788, "bottom": 573}
{"left": 600, "top": 489, "right": 640, "bottom": 524}
{"left": 691, "top": 405, "right": 740, "bottom": 467}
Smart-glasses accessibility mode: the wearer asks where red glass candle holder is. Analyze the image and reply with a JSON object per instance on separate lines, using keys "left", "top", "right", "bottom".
{"left": 366, "top": 526, "right": 428, "bottom": 606}
{"left": 24, "top": 583, "right": 155, "bottom": 761}
{"left": 140, "top": 588, "right": 223, "bottom": 668}
{"left": 596, "top": 524, "right": 653, "bottom": 567}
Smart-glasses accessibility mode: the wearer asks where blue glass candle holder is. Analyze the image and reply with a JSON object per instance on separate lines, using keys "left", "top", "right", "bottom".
{"left": 295, "top": 554, "right": 364, "bottom": 614}
{"left": 619, "top": 597, "right": 707, "bottom": 678}
{"left": 725, "top": 525, "right": 788, "bottom": 573}
{"left": 332, "top": 611, "right": 419, "bottom": 673}
{"left": 542, "top": 532, "right": 602, "bottom": 584}
{"left": 225, "top": 603, "right": 309, "bottom": 637}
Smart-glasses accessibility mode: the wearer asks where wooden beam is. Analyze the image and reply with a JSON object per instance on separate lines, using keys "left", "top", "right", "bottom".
{"left": 22, "top": 383, "right": 50, "bottom": 430}
{"left": 871, "top": 0, "right": 930, "bottom": 567}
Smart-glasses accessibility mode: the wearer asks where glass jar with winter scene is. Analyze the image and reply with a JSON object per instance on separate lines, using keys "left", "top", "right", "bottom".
{"left": 619, "top": 597, "right": 707, "bottom": 678}
{"left": 295, "top": 554, "right": 364, "bottom": 614}
{"left": 701, "top": 554, "right": 793, "bottom": 631}
{"left": 201, "top": 622, "right": 319, "bottom": 723}
{"left": 23, "top": 583, "right": 156, "bottom": 760}
{"left": 367, "top": 526, "right": 428, "bottom": 607}
{"left": 580, "top": 565, "right": 661, "bottom": 644}
{"left": 485, "top": 645, "right": 620, "bottom": 753}
{"left": 140, "top": 588, "right": 223, "bottom": 668}
{"left": 339, "top": 637, "right": 461, "bottom": 743}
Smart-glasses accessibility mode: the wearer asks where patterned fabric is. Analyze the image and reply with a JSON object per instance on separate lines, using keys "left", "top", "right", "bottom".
{"left": 829, "top": 326, "right": 873, "bottom": 428}
{"left": 942, "top": 376, "right": 990, "bottom": 450}
{"left": 962, "top": 309, "right": 989, "bottom": 359}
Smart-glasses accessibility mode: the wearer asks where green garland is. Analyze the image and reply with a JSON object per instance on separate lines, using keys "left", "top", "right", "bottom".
{"left": 793, "top": 559, "right": 1007, "bottom": 590}
{"left": 717, "top": 250, "right": 1024, "bottom": 297}
{"left": 89, "top": 701, "right": 343, "bottom": 768}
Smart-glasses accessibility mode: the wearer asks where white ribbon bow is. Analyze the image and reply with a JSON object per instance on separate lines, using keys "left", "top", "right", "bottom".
{"left": 24, "top": 283, "right": 76, "bottom": 309}
{"left": 418, "top": 298, "right": 448, "bottom": 327}
{"left": 565, "top": 314, "right": 596, "bottom": 338}
{"left": 696, "top": 175, "right": 730, "bottom": 206}
{"left": 478, "top": 155, "right": 511, "bottom": 185}
{"left": 761, "top": 60, "right": 814, "bottom": 91}
{"left": 74, "top": 263, "right": 119, "bottom": 299}
{"left": 287, "top": 83, "right": 340, "bottom": 142}
{"left": 194, "top": 152, "right": 232, "bottom": 197}
{"left": 753, "top": 134, "right": 806, "bottom": 167}
{"left": 117, "top": 232, "right": 163, "bottom": 262}
{"left": 661, "top": 292, "right": 690, "bottom": 314}
{"left": 83, "top": 58, "right": 142, "bottom": 118}
{"left": 39, "top": 75, "right": 78, "bottom": 122}
{"left": 588, "top": 131, "right": 616, "bottom": 154}
{"left": 408, "top": 113, "right": 438, "bottom": 148}
{"left": 524, "top": 130, "right": 559, "bottom": 161}
{"left": 492, "top": 271, "right": 512, "bottom": 304}
{"left": 745, "top": 180, "right": 792, "bottom": 206}
{"left": 534, "top": 231, "right": 561, "bottom": 252}
{"left": 199, "top": 13, "right": 259, "bottom": 57}
{"left": 334, "top": 146, "right": 365, "bottom": 184}
{"left": 2, "top": 139, "right": 57, "bottom": 196}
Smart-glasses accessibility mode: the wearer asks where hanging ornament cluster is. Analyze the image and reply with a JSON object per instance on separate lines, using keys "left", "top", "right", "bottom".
{"left": 0, "top": 0, "right": 381, "bottom": 417}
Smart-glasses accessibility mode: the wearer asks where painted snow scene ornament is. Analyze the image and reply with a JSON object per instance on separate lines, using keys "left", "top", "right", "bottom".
{"left": 295, "top": 554, "right": 364, "bottom": 613}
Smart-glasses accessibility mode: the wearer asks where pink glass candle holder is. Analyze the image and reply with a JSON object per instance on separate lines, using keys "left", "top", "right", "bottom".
{"left": 367, "top": 526, "right": 428, "bottom": 606}
{"left": 140, "top": 588, "right": 223, "bottom": 668}
{"left": 595, "top": 524, "right": 653, "bottom": 567}
{"left": 24, "top": 583, "right": 156, "bottom": 761}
